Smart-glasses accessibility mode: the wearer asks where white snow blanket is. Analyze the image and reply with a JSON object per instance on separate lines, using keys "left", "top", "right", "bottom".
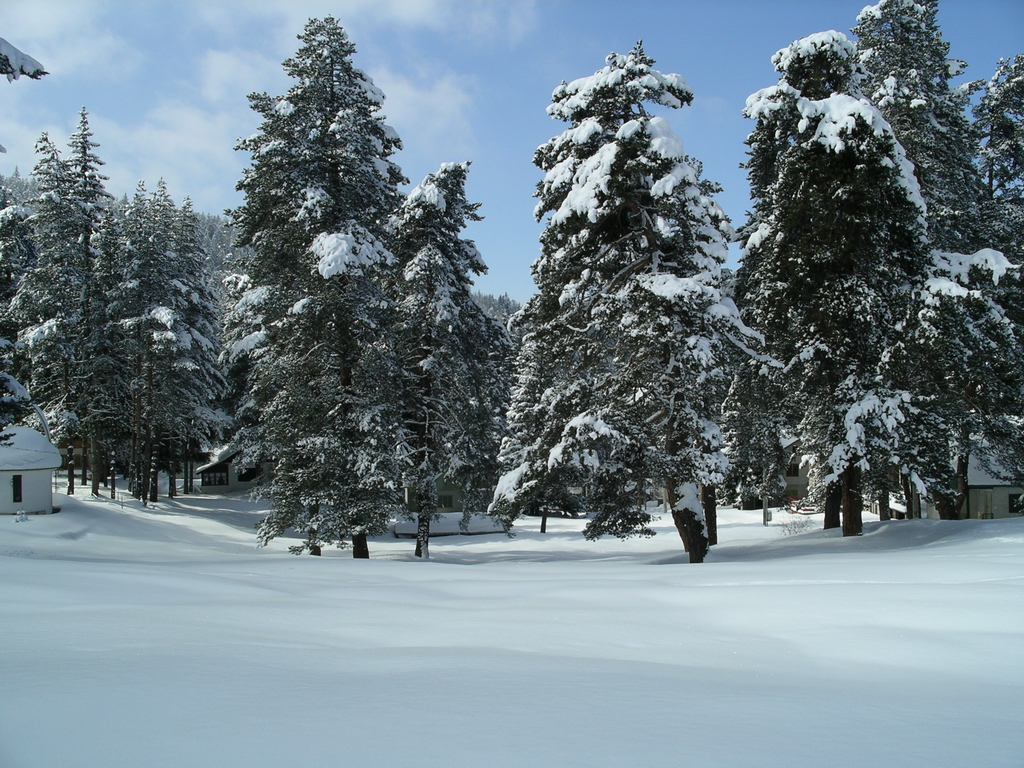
{"left": 1, "top": 490, "right": 1020, "bottom": 767}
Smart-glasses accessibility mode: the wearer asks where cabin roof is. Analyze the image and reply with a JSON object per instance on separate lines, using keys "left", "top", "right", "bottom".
{"left": 0, "top": 427, "right": 62, "bottom": 470}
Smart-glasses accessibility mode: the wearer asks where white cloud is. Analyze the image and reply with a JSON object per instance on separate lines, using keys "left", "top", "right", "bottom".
{"left": 198, "top": 48, "right": 285, "bottom": 106}
{"left": 90, "top": 99, "right": 248, "bottom": 214}
{"left": 370, "top": 66, "right": 477, "bottom": 169}
{"left": 1, "top": 0, "right": 538, "bottom": 214}
{"left": 4, "top": 1, "right": 144, "bottom": 83}
{"left": 186, "top": 0, "right": 538, "bottom": 50}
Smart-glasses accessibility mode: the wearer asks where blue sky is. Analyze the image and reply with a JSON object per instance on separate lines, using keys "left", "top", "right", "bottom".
{"left": 3, "top": 0, "right": 1021, "bottom": 302}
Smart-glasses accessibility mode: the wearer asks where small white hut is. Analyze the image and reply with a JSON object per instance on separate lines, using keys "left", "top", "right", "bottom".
{"left": 0, "top": 427, "right": 62, "bottom": 515}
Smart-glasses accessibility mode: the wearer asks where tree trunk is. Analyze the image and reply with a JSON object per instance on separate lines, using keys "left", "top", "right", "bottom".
{"left": 898, "top": 474, "right": 912, "bottom": 519}
{"left": 823, "top": 481, "right": 841, "bottom": 529}
{"left": 415, "top": 512, "right": 431, "bottom": 559}
{"left": 933, "top": 493, "right": 959, "bottom": 520}
{"left": 841, "top": 464, "right": 863, "bottom": 537}
{"left": 671, "top": 508, "right": 708, "bottom": 564}
{"left": 167, "top": 437, "right": 176, "bottom": 499}
{"left": 81, "top": 442, "right": 88, "bottom": 486}
{"left": 540, "top": 510, "right": 548, "bottom": 533}
{"left": 877, "top": 491, "right": 891, "bottom": 522}
{"left": 140, "top": 430, "right": 152, "bottom": 505}
{"left": 149, "top": 460, "right": 158, "bottom": 503}
{"left": 667, "top": 484, "right": 708, "bottom": 563}
{"left": 352, "top": 532, "right": 369, "bottom": 559}
{"left": 147, "top": 430, "right": 159, "bottom": 503}
{"left": 701, "top": 484, "right": 718, "bottom": 547}
{"left": 110, "top": 460, "right": 116, "bottom": 500}
{"left": 952, "top": 452, "right": 969, "bottom": 519}
{"left": 183, "top": 450, "right": 191, "bottom": 495}
{"left": 90, "top": 440, "right": 102, "bottom": 497}
{"left": 66, "top": 441, "right": 75, "bottom": 496}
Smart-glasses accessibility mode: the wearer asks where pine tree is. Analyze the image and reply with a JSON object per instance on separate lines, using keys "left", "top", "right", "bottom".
{"left": 856, "top": 7, "right": 1024, "bottom": 518}
{"left": 80, "top": 207, "right": 130, "bottom": 495}
{"left": 8, "top": 133, "right": 85, "bottom": 449}
{"left": 389, "top": 162, "right": 510, "bottom": 558}
{"left": 162, "top": 197, "right": 227, "bottom": 496}
{"left": 720, "top": 354, "right": 789, "bottom": 510}
{"left": 110, "top": 182, "right": 174, "bottom": 501}
{"left": 66, "top": 109, "right": 114, "bottom": 490}
{"left": 975, "top": 54, "right": 1024, "bottom": 262}
{"left": 491, "top": 44, "right": 749, "bottom": 561}
{"left": 231, "top": 17, "right": 407, "bottom": 557}
{"left": 1, "top": 37, "right": 46, "bottom": 154}
{"left": 0, "top": 338, "right": 28, "bottom": 438}
{"left": 0, "top": 187, "right": 35, "bottom": 338}
{"left": 739, "top": 31, "right": 940, "bottom": 536}
{"left": 853, "top": 0, "right": 984, "bottom": 253}
{"left": 7, "top": 112, "right": 113, "bottom": 487}
{"left": 471, "top": 291, "right": 521, "bottom": 324}
{"left": 915, "top": 247, "right": 1023, "bottom": 517}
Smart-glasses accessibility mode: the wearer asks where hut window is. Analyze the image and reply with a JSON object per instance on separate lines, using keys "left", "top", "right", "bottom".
{"left": 1010, "top": 494, "right": 1022, "bottom": 516}
{"left": 12, "top": 474, "right": 22, "bottom": 503}
{"left": 437, "top": 494, "right": 454, "bottom": 509}
{"left": 202, "top": 470, "right": 228, "bottom": 486}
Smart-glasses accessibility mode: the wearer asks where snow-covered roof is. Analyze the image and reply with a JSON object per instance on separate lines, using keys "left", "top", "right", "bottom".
{"left": 0, "top": 427, "right": 62, "bottom": 470}
{"left": 196, "top": 446, "right": 239, "bottom": 474}
{"left": 969, "top": 455, "right": 1021, "bottom": 488}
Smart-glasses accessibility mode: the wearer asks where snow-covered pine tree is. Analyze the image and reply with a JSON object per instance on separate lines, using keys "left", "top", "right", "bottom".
{"left": 975, "top": 54, "right": 1024, "bottom": 262}
{"left": 0, "top": 184, "right": 35, "bottom": 340}
{"left": 0, "top": 37, "right": 46, "bottom": 155}
{"left": 739, "top": 31, "right": 941, "bottom": 536}
{"left": 913, "top": 247, "right": 1023, "bottom": 517}
{"left": 720, "top": 353, "right": 789, "bottom": 511}
{"left": 110, "top": 182, "right": 177, "bottom": 501}
{"left": 471, "top": 292, "right": 521, "bottom": 324}
{"left": 162, "top": 197, "right": 227, "bottom": 496}
{"left": 389, "top": 162, "right": 510, "bottom": 558}
{"left": 0, "top": 337, "right": 29, "bottom": 439}
{"left": 80, "top": 206, "right": 130, "bottom": 496}
{"left": 971, "top": 56, "right": 1024, "bottom": 485}
{"left": 491, "top": 44, "right": 750, "bottom": 562}
{"left": 232, "top": 17, "right": 406, "bottom": 557}
{"left": 8, "top": 133, "right": 87, "bottom": 457}
{"left": 66, "top": 109, "right": 114, "bottom": 489}
{"left": 0, "top": 38, "right": 45, "bottom": 82}
{"left": 853, "top": 0, "right": 984, "bottom": 254}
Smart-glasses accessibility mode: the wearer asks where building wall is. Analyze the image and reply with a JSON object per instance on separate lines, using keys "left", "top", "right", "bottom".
{"left": 0, "top": 469, "right": 54, "bottom": 514}
{"left": 783, "top": 460, "right": 810, "bottom": 500}
{"left": 967, "top": 486, "right": 1024, "bottom": 519}
{"left": 200, "top": 461, "right": 260, "bottom": 494}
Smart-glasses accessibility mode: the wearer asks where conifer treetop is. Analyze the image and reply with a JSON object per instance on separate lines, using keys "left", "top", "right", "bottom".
{"left": 546, "top": 42, "right": 692, "bottom": 123}
{"left": 745, "top": 30, "right": 926, "bottom": 219}
{"left": 233, "top": 16, "right": 405, "bottom": 274}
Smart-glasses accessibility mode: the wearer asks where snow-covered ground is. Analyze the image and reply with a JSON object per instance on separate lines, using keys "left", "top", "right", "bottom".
{"left": 2, "top": 487, "right": 1021, "bottom": 767}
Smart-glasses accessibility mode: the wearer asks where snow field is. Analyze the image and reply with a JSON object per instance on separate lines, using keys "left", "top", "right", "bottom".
{"left": 1, "top": 490, "right": 1021, "bottom": 767}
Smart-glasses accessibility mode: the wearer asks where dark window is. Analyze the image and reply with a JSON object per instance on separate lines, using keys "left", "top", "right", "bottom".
{"left": 1010, "top": 494, "right": 1022, "bottom": 516}
{"left": 202, "top": 470, "right": 228, "bottom": 487}
{"left": 437, "top": 494, "right": 454, "bottom": 509}
{"left": 237, "top": 467, "right": 260, "bottom": 482}
{"left": 785, "top": 463, "right": 800, "bottom": 478}
{"left": 12, "top": 474, "right": 22, "bottom": 503}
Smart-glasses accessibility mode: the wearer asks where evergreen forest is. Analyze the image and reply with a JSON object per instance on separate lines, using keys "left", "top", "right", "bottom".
{"left": 1, "top": 1, "right": 1022, "bottom": 563}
